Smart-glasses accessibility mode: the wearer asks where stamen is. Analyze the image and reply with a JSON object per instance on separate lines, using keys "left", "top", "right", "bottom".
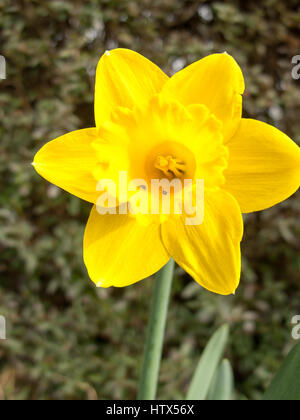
{"left": 154, "top": 154, "right": 186, "bottom": 178}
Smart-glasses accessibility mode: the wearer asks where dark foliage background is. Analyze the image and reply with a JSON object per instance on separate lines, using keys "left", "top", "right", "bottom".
{"left": 0, "top": 0, "right": 299, "bottom": 400}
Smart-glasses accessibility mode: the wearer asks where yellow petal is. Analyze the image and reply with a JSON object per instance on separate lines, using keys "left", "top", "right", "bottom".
{"left": 224, "top": 119, "right": 300, "bottom": 213}
{"left": 83, "top": 206, "right": 170, "bottom": 287}
{"left": 33, "top": 128, "right": 100, "bottom": 203}
{"left": 162, "top": 53, "right": 245, "bottom": 142}
{"left": 161, "top": 190, "right": 243, "bottom": 295}
{"left": 94, "top": 49, "right": 168, "bottom": 127}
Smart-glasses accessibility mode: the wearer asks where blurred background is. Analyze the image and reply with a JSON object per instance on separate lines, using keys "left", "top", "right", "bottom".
{"left": 0, "top": 0, "right": 299, "bottom": 400}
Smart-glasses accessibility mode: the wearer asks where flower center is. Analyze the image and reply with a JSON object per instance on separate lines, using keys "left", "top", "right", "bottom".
{"left": 145, "top": 141, "right": 196, "bottom": 182}
{"left": 154, "top": 155, "right": 186, "bottom": 178}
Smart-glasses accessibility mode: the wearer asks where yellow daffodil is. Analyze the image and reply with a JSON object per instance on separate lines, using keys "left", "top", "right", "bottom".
{"left": 33, "top": 49, "right": 300, "bottom": 295}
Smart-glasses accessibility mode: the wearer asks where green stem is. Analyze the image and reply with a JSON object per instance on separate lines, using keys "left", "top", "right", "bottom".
{"left": 138, "top": 259, "right": 175, "bottom": 400}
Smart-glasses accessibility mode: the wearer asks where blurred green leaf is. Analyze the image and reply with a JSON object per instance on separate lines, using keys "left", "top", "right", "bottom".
{"left": 207, "top": 359, "right": 234, "bottom": 400}
{"left": 263, "top": 341, "right": 300, "bottom": 400}
{"left": 186, "top": 324, "right": 229, "bottom": 400}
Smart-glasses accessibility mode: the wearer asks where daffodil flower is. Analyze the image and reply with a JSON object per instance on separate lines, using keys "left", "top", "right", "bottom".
{"left": 33, "top": 49, "right": 300, "bottom": 295}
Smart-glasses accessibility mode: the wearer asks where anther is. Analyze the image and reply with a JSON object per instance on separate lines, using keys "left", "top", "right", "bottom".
{"left": 154, "top": 155, "right": 186, "bottom": 178}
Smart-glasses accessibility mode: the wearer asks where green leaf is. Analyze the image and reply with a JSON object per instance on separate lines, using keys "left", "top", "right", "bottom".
{"left": 263, "top": 341, "right": 300, "bottom": 400}
{"left": 207, "top": 359, "right": 234, "bottom": 400}
{"left": 186, "top": 324, "right": 229, "bottom": 400}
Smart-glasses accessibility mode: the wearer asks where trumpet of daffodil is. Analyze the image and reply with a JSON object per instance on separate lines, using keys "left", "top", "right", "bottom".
{"left": 33, "top": 49, "right": 300, "bottom": 295}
